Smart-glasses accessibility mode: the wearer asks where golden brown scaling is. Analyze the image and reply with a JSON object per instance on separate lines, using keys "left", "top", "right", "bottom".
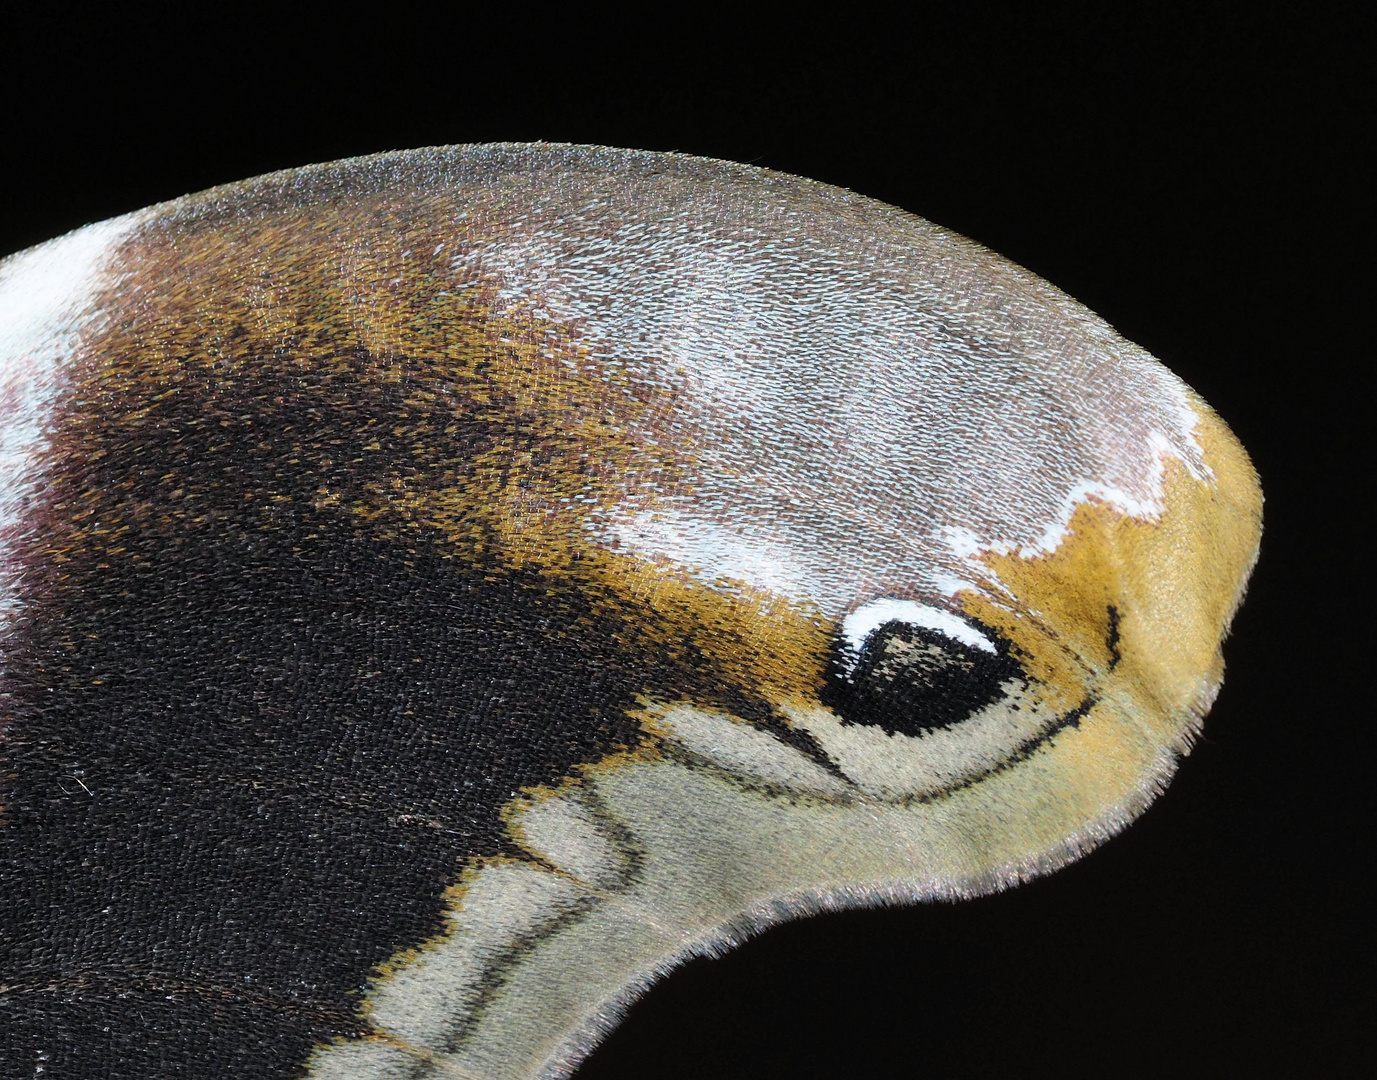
{"left": 961, "top": 400, "right": 1262, "bottom": 739}
{"left": 46, "top": 188, "right": 835, "bottom": 722}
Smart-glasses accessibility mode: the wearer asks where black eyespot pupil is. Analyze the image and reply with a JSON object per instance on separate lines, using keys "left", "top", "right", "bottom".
{"left": 821, "top": 620, "right": 1021, "bottom": 737}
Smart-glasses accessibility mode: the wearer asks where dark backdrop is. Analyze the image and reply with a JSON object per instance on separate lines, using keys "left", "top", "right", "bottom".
{"left": 3, "top": 8, "right": 1367, "bottom": 1077}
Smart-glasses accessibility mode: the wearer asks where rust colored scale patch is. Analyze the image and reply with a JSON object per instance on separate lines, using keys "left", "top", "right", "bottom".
{"left": 578, "top": 552, "right": 835, "bottom": 717}
{"left": 46, "top": 195, "right": 680, "bottom": 568}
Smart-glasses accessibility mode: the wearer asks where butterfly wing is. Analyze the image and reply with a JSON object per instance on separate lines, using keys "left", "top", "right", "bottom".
{"left": 0, "top": 145, "right": 1260, "bottom": 1079}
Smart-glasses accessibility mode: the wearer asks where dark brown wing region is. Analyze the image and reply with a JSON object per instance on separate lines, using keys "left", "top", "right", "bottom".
{"left": 0, "top": 156, "right": 774, "bottom": 1077}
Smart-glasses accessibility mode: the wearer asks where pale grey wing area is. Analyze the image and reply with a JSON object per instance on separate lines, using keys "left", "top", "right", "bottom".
{"left": 441, "top": 148, "right": 1205, "bottom": 616}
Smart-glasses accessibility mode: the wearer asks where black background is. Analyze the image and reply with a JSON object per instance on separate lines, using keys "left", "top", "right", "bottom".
{"left": 2, "top": 7, "right": 1368, "bottom": 1077}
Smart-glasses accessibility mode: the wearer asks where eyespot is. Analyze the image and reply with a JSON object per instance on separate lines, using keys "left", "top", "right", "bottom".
{"left": 822, "top": 599, "right": 1022, "bottom": 737}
